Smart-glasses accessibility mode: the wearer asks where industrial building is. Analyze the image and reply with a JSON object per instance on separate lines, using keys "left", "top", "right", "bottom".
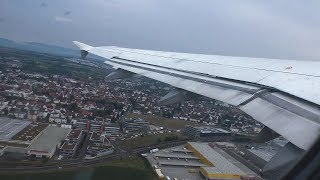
{"left": 86, "top": 141, "right": 114, "bottom": 158}
{"left": 183, "top": 125, "right": 231, "bottom": 138}
{"left": 27, "top": 125, "right": 71, "bottom": 158}
{"left": 90, "top": 121, "right": 104, "bottom": 133}
{"left": 64, "top": 129, "right": 84, "bottom": 144}
{"left": 74, "top": 119, "right": 107, "bottom": 133}
{"left": 59, "top": 142, "right": 77, "bottom": 158}
{"left": 199, "top": 167, "right": 242, "bottom": 180}
{"left": 187, "top": 142, "right": 254, "bottom": 180}
{"left": 0, "top": 118, "right": 48, "bottom": 157}
{"left": 89, "top": 132, "right": 104, "bottom": 145}
{"left": 0, "top": 117, "right": 31, "bottom": 141}
{"left": 104, "top": 123, "right": 120, "bottom": 137}
{"left": 60, "top": 129, "right": 84, "bottom": 158}
{"left": 123, "top": 118, "right": 150, "bottom": 133}
{"left": 145, "top": 142, "right": 259, "bottom": 180}
{"left": 75, "top": 119, "right": 90, "bottom": 131}
{"left": 85, "top": 132, "right": 114, "bottom": 158}
{"left": 12, "top": 123, "right": 48, "bottom": 142}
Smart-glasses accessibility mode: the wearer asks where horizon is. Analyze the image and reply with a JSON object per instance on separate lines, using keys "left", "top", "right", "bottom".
{"left": 1, "top": 0, "right": 320, "bottom": 61}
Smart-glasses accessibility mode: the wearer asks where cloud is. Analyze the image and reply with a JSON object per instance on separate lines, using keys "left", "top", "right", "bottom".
{"left": 54, "top": 16, "right": 72, "bottom": 23}
{"left": 226, "top": 2, "right": 320, "bottom": 60}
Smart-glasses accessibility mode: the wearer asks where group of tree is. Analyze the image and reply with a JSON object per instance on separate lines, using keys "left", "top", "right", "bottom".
{"left": 157, "top": 135, "right": 179, "bottom": 143}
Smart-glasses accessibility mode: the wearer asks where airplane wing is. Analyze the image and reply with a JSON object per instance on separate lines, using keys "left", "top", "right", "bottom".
{"left": 73, "top": 41, "right": 320, "bottom": 151}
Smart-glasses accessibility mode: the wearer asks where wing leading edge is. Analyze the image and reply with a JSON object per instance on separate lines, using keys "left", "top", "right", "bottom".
{"left": 73, "top": 41, "right": 320, "bottom": 150}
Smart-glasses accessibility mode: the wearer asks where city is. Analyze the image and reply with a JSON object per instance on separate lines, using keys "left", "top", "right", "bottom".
{"left": 0, "top": 47, "right": 277, "bottom": 179}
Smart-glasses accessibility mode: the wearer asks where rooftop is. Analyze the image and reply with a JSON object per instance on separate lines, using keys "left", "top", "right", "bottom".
{"left": 0, "top": 141, "right": 29, "bottom": 148}
{"left": 159, "top": 160, "right": 206, "bottom": 167}
{"left": 90, "top": 132, "right": 102, "bottom": 141}
{"left": 66, "top": 129, "right": 83, "bottom": 140}
{"left": 11, "top": 123, "right": 48, "bottom": 142}
{"left": 28, "top": 125, "right": 71, "bottom": 153}
{"left": 187, "top": 142, "right": 245, "bottom": 175}
{"left": 155, "top": 153, "right": 200, "bottom": 160}
{"left": 0, "top": 117, "right": 31, "bottom": 141}
{"left": 186, "top": 125, "right": 230, "bottom": 134}
{"left": 60, "top": 142, "right": 77, "bottom": 151}
{"left": 105, "top": 123, "right": 119, "bottom": 128}
{"left": 200, "top": 166, "right": 224, "bottom": 174}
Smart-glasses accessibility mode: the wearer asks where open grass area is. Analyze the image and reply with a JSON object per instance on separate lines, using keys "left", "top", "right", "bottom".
{"left": 0, "top": 156, "right": 156, "bottom": 180}
{"left": 126, "top": 113, "right": 200, "bottom": 129}
{"left": 122, "top": 132, "right": 189, "bottom": 149}
{"left": 93, "top": 156, "right": 156, "bottom": 180}
{"left": 0, "top": 141, "right": 29, "bottom": 148}
{"left": 12, "top": 123, "right": 48, "bottom": 141}
{"left": 0, "top": 48, "right": 109, "bottom": 81}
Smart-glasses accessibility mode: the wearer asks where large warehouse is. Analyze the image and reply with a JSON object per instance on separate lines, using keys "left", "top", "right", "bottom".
{"left": 0, "top": 117, "right": 31, "bottom": 141}
{"left": 186, "top": 142, "right": 248, "bottom": 180}
{"left": 27, "top": 125, "right": 71, "bottom": 158}
{"left": 183, "top": 125, "right": 231, "bottom": 138}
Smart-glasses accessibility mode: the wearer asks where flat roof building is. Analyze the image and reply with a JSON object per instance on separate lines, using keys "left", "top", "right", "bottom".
{"left": 59, "top": 129, "right": 84, "bottom": 158}
{"left": 86, "top": 136, "right": 113, "bottom": 158}
{"left": 90, "top": 132, "right": 103, "bottom": 142}
{"left": 60, "top": 142, "right": 77, "bottom": 158}
{"left": 11, "top": 123, "right": 48, "bottom": 142}
{"left": 27, "top": 125, "right": 71, "bottom": 158}
{"left": 144, "top": 144, "right": 259, "bottom": 180}
{"left": 186, "top": 142, "right": 247, "bottom": 179}
{"left": 75, "top": 119, "right": 90, "bottom": 131}
{"left": 123, "top": 118, "right": 150, "bottom": 133}
{"left": 200, "top": 167, "right": 243, "bottom": 180}
{"left": 65, "top": 129, "right": 84, "bottom": 143}
{"left": 0, "top": 117, "right": 31, "bottom": 141}
{"left": 90, "top": 123, "right": 103, "bottom": 133}
{"left": 104, "top": 123, "right": 120, "bottom": 137}
{"left": 183, "top": 125, "right": 230, "bottom": 138}
{"left": 75, "top": 119, "right": 106, "bottom": 133}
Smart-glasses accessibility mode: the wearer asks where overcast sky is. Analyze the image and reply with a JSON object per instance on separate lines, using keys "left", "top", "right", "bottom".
{"left": 1, "top": 0, "right": 320, "bottom": 60}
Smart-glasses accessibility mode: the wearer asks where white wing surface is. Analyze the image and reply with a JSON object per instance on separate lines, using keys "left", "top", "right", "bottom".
{"left": 74, "top": 41, "right": 320, "bottom": 150}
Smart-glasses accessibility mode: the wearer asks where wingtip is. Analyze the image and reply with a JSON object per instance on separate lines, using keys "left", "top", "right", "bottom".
{"left": 72, "top": 41, "right": 93, "bottom": 51}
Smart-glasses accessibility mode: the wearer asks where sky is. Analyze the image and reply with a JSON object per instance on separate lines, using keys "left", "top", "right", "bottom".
{"left": 0, "top": 0, "right": 320, "bottom": 61}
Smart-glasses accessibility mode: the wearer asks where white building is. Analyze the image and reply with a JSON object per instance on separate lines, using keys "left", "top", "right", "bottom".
{"left": 27, "top": 125, "right": 71, "bottom": 158}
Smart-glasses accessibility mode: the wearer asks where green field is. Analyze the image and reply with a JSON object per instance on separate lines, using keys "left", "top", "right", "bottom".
{"left": 0, "top": 156, "right": 156, "bottom": 180}
{"left": 0, "top": 48, "right": 109, "bottom": 81}
{"left": 126, "top": 113, "right": 200, "bottom": 129}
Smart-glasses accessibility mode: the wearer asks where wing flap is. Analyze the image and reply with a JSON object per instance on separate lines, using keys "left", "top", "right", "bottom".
{"left": 241, "top": 93, "right": 320, "bottom": 150}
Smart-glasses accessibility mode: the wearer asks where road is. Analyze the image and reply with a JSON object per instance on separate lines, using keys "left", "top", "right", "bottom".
{"left": 0, "top": 140, "right": 187, "bottom": 173}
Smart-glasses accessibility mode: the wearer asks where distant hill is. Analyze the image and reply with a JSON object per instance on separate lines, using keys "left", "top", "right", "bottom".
{"left": 0, "top": 38, "right": 104, "bottom": 61}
